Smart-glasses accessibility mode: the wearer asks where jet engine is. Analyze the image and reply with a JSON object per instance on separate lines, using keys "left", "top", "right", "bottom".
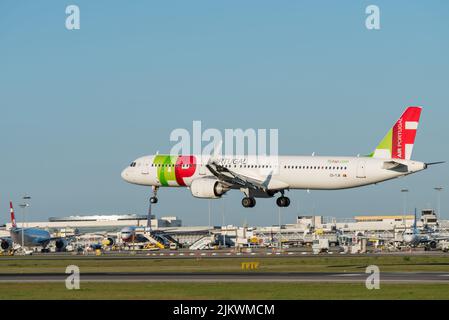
{"left": 55, "top": 239, "right": 68, "bottom": 251}
{"left": 190, "top": 178, "right": 229, "bottom": 199}
{"left": 102, "top": 237, "right": 115, "bottom": 246}
{"left": 1, "top": 239, "right": 12, "bottom": 251}
{"left": 429, "top": 241, "right": 437, "bottom": 249}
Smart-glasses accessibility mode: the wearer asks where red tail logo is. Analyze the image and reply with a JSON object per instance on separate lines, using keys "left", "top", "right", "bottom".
{"left": 10, "top": 201, "right": 16, "bottom": 228}
{"left": 392, "top": 106, "right": 422, "bottom": 159}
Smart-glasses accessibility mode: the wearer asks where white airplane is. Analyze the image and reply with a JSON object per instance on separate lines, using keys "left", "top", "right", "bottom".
{"left": 402, "top": 209, "right": 449, "bottom": 249}
{"left": 121, "top": 107, "right": 443, "bottom": 208}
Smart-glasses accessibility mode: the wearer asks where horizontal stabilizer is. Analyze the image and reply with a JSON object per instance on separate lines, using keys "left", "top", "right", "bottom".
{"left": 382, "top": 161, "right": 408, "bottom": 172}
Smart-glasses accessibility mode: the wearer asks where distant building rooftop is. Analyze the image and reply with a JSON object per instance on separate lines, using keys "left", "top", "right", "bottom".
{"left": 48, "top": 214, "right": 150, "bottom": 222}
{"left": 354, "top": 215, "right": 414, "bottom": 222}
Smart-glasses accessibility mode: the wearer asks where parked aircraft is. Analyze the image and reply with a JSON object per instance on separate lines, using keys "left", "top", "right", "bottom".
{"left": 0, "top": 202, "right": 69, "bottom": 252}
{"left": 402, "top": 209, "right": 449, "bottom": 249}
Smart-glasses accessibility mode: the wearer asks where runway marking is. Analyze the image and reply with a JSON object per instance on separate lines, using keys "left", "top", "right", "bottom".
{"left": 1, "top": 272, "right": 449, "bottom": 283}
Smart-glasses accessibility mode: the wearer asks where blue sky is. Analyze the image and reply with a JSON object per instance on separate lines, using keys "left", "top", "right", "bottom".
{"left": 1, "top": 1, "right": 448, "bottom": 226}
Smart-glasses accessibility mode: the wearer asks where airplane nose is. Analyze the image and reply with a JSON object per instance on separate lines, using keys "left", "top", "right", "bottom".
{"left": 121, "top": 168, "right": 129, "bottom": 181}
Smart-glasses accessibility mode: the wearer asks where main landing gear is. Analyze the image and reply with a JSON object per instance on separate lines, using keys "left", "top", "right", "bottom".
{"left": 150, "top": 186, "right": 159, "bottom": 204}
{"left": 276, "top": 196, "right": 290, "bottom": 207}
{"left": 240, "top": 189, "right": 291, "bottom": 208}
{"left": 241, "top": 197, "right": 256, "bottom": 208}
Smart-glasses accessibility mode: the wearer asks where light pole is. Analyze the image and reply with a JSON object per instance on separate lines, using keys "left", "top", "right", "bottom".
{"left": 19, "top": 203, "right": 29, "bottom": 251}
{"left": 222, "top": 197, "right": 226, "bottom": 227}
{"left": 221, "top": 197, "right": 226, "bottom": 247}
{"left": 208, "top": 199, "right": 211, "bottom": 236}
{"left": 401, "top": 189, "right": 409, "bottom": 228}
{"left": 434, "top": 187, "right": 443, "bottom": 220}
{"left": 22, "top": 195, "right": 31, "bottom": 228}
{"left": 278, "top": 207, "right": 282, "bottom": 250}
{"left": 19, "top": 195, "right": 31, "bottom": 252}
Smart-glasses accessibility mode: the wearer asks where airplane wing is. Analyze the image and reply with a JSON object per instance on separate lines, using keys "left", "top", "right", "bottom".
{"left": 206, "top": 160, "right": 289, "bottom": 192}
{"left": 48, "top": 235, "right": 77, "bottom": 242}
{"left": 430, "top": 235, "right": 449, "bottom": 241}
{"left": 0, "top": 236, "right": 11, "bottom": 242}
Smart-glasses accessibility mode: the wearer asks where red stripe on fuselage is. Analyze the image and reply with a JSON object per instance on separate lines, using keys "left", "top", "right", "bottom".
{"left": 174, "top": 155, "right": 197, "bottom": 186}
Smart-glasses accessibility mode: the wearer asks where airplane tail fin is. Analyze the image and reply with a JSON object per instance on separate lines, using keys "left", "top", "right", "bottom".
{"left": 10, "top": 201, "right": 17, "bottom": 228}
{"left": 370, "top": 106, "right": 422, "bottom": 160}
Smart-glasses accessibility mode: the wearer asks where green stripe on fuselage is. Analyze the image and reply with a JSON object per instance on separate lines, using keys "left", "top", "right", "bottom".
{"left": 153, "top": 155, "right": 177, "bottom": 186}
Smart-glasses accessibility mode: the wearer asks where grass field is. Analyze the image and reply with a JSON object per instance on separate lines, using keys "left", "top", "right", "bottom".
{"left": 1, "top": 282, "right": 449, "bottom": 299}
{"left": 1, "top": 255, "right": 449, "bottom": 273}
{"left": 2, "top": 255, "right": 449, "bottom": 299}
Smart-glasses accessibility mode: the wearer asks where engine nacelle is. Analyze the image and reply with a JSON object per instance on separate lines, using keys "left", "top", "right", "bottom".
{"left": 1, "top": 239, "right": 12, "bottom": 251}
{"left": 102, "top": 237, "right": 115, "bottom": 246}
{"left": 429, "top": 241, "right": 437, "bottom": 249}
{"left": 190, "top": 178, "right": 229, "bottom": 199}
{"left": 55, "top": 239, "right": 68, "bottom": 251}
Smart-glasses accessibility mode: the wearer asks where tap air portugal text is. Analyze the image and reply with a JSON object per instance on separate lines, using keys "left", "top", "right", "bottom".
{"left": 121, "top": 107, "right": 443, "bottom": 208}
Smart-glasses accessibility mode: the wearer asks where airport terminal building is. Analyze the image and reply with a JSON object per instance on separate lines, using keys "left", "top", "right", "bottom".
{"left": 5, "top": 214, "right": 182, "bottom": 234}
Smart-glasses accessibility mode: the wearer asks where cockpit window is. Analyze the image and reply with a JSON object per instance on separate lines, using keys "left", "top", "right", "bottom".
{"left": 130, "top": 162, "right": 136, "bottom": 167}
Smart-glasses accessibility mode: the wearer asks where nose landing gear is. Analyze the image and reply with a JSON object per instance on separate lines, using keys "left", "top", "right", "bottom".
{"left": 150, "top": 186, "right": 159, "bottom": 204}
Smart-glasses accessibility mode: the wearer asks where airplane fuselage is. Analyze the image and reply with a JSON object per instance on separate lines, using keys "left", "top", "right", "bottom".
{"left": 9, "top": 227, "right": 52, "bottom": 248}
{"left": 121, "top": 154, "right": 426, "bottom": 192}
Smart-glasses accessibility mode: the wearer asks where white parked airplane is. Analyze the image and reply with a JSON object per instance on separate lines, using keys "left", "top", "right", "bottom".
{"left": 121, "top": 107, "right": 443, "bottom": 208}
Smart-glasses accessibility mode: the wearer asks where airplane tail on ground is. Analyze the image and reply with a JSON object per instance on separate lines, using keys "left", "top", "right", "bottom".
{"left": 9, "top": 201, "right": 16, "bottom": 228}
{"left": 370, "top": 106, "right": 422, "bottom": 160}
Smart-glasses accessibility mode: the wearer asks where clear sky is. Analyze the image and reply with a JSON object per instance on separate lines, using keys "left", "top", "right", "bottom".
{"left": 1, "top": 1, "right": 448, "bottom": 226}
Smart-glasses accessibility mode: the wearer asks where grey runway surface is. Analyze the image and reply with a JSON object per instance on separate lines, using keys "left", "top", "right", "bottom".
{"left": 1, "top": 272, "right": 449, "bottom": 283}
{"left": 1, "top": 251, "right": 448, "bottom": 261}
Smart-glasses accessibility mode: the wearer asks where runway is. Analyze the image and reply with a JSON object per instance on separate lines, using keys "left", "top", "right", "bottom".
{"left": 1, "top": 250, "right": 447, "bottom": 261}
{"left": 1, "top": 272, "right": 449, "bottom": 283}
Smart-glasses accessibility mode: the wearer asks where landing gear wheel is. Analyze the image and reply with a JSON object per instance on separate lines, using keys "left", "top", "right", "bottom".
{"left": 150, "top": 186, "right": 159, "bottom": 204}
{"left": 242, "top": 197, "right": 256, "bottom": 208}
{"left": 276, "top": 196, "right": 290, "bottom": 207}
